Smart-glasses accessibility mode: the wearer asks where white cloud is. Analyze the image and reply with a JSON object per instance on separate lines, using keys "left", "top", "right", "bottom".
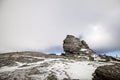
{"left": 0, "top": 0, "right": 120, "bottom": 53}
{"left": 82, "top": 24, "right": 113, "bottom": 49}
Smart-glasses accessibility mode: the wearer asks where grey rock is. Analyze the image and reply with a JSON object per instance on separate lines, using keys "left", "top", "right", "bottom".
{"left": 63, "top": 78, "right": 79, "bottom": 80}
{"left": 28, "top": 68, "right": 40, "bottom": 75}
{"left": 0, "top": 72, "right": 9, "bottom": 80}
{"left": 63, "top": 35, "right": 92, "bottom": 55}
{"left": 81, "top": 40, "right": 89, "bottom": 49}
{"left": 93, "top": 63, "right": 120, "bottom": 80}
{"left": 47, "top": 74, "right": 57, "bottom": 80}
{"left": 63, "top": 35, "right": 82, "bottom": 54}
{"left": 8, "top": 69, "right": 30, "bottom": 80}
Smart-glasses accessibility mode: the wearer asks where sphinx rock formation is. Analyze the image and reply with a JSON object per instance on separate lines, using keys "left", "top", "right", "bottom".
{"left": 62, "top": 35, "right": 96, "bottom": 60}
{"left": 63, "top": 35, "right": 83, "bottom": 54}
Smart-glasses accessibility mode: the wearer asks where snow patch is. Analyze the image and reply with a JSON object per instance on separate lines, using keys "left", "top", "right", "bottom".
{"left": 80, "top": 48, "right": 88, "bottom": 51}
{"left": 0, "top": 58, "right": 114, "bottom": 80}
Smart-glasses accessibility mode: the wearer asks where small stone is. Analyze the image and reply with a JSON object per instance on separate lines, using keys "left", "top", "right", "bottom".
{"left": 47, "top": 75, "right": 57, "bottom": 80}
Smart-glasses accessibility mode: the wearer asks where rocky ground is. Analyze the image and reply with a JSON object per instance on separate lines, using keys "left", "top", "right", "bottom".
{"left": 0, "top": 51, "right": 120, "bottom": 80}
{"left": 0, "top": 35, "right": 120, "bottom": 80}
{"left": 0, "top": 53, "right": 115, "bottom": 80}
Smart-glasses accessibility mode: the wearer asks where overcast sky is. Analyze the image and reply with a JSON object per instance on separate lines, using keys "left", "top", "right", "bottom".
{"left": 0, "top": 0, "right": 120, "bottom": 53}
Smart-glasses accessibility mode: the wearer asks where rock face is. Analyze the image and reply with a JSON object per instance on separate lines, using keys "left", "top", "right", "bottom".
{"left": 47, "top": 75, "right": 57, "bottom": 80}
{"left": 81, "top": 40, "right": 89, "bottom": 49}
{"left": 63, "top": 35, "right": 82, "bottom": 54}
{"left": 93, "top": 63, "right": 120, "bottom": 80}
{"left": 63, "top": 35, "right": 90, "bottom": 54}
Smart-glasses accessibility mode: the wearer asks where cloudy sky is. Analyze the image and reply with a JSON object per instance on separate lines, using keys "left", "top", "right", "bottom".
{"left": 0, "top": 0, "right": 120, "bottom": 53}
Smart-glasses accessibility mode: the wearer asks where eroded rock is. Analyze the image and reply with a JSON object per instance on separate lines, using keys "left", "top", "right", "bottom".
{"left": 93, "top": 63, "right": 120, "bottom": 80}
{"left": 63, "top": 35, "right": 82, "bottom": 54}
{"left": 81, "top": 40, "right": 89, "bottom": 49}
{"left": 63, "top": 35, "right": 95, "bottom": 55}
{"left": 47, "top": 74, "right": 57, "bottom": 80}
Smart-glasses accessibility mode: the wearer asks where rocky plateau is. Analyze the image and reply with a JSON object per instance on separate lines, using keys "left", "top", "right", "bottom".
{"left": 0, "top": 35, "right": 120, "bottom": 80}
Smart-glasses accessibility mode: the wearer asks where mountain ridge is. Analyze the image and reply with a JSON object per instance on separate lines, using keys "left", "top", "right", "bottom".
{"left": 0, "top": 35, "right": 120, "bottom": 80}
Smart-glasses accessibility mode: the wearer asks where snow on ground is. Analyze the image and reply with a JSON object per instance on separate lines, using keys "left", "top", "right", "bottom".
{"left": 46, "top": 60, "right": 112, "bottom": 80}
{"left": 80, "top": 48, "right": 88, "bottom": 51}
{"left": 48, "top": 61, "right": 95, "bottom": 80}
{"left": 0, "top": 57, "right": 113, "bottom": 80}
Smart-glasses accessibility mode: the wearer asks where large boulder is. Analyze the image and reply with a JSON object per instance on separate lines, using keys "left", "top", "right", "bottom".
{"left": 63, "top": 35, "right": 91, "bottom": 54}
{"left": 63, "top": 35, "right": 82, "bottom": 53}
{"left": 93, "top": 63, "right": 120, "bottom": 80}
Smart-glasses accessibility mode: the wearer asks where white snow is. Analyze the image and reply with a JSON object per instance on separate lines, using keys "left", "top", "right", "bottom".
{"left": 0, "top": 58, "right": 113, "bottom": 80}
{"left": 80, "top": 48, "right": 88, "bottom": 51}
{"left": 65, "top": 62, "right": 95, "bottom": 80}
{"left": 0, "top": 66, "right": 18, "bottom": 72}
